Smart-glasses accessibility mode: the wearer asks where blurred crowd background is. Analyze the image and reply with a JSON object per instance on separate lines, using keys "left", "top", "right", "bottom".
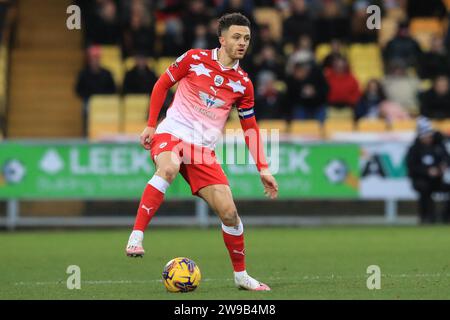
{"left": 2, "top": 0, "right": 450, "bottom": 224}
{"left": 1, "top": 0, "right": 450, "bottom": 139}
{"left": 73, "top": 0, "right": 450, "bottom": 134}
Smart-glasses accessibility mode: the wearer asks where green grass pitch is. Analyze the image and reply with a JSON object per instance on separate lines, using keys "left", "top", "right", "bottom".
{"left": 1, "top": 226, "right": 449, "bottom": 299}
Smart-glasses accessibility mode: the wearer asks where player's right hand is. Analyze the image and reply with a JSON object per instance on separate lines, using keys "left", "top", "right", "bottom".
{"left": 140, "top": 126, "right": 156, "bottom": 150}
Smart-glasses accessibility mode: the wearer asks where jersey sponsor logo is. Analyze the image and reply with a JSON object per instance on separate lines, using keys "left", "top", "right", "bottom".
{"left": 214, "top": 75, "right": 224, "bottom": 86}
{"left": 199, "top": 91, "right": 225, "bottom": 109}
{"left": 193, "top": 105, "right": 217, "bottom": 120}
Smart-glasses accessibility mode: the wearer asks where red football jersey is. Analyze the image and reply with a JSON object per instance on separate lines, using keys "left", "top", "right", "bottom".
{"left": 155, "top": 48, "right": 255, "bottom": 149}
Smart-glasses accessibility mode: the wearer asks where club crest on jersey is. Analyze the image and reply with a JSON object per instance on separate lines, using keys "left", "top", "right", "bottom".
{"left": 199, "top": 91, "right": 225, "bottom": 108}
{"left": 214, "top": 75, "right": 224, "bottom": 87}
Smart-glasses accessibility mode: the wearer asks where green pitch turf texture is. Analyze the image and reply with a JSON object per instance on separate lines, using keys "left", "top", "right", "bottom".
{"left": 1, "top": 226, "right": 449, "bottom": 299}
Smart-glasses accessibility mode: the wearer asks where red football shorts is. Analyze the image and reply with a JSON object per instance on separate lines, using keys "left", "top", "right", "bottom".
{"left": 150, "top": 133, "right": 229, "bottom": 195}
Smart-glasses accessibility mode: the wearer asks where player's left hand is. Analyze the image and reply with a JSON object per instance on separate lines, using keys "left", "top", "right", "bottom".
{"left": 259, "top": 168, "right": 278, "bottom": 199}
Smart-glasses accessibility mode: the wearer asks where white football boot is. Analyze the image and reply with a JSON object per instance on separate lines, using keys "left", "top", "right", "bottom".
{"left": 126, "top": 230, "right": 145, "bottom": 257}
{"left": 234, "top": 271, "right": 271, "bottom": 291}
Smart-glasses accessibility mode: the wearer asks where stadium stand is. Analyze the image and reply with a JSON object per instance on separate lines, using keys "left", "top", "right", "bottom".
{"left": 323, "top": 119, "right": 355, "bottom": 138}
{"left": 390, "top": 119, "right": 417, "bottom": 131}
{"left": 123, "top": 94, "right": 149, "bottom": 135}
{"left": 99, "top": 45, "right": 124, "bottom": 87}
{"left": 356, "top": 118, "right": 388, "bottom": 132}
{"left": 409, "top": 18, "right": 445, "bottom": 51}
{"left": 88, "top": 95, "right": 121, "bottom": 140}
{"left": 289, "top": 119, "right": 322, "bottom": 138}
{"left": 7, "top": 0, "right": 83, "bottom": 138}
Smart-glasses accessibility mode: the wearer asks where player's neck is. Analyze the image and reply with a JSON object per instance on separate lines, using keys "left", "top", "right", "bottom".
{"left": 217, "top": 47, "right": 238, "bottom": 68}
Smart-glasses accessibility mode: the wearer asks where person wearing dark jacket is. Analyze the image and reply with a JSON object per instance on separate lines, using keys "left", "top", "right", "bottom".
{"left": 285, "top": 60, "right": 329, "bottom": 123}
{"left": 406, "top": 117, "right": 450, "bottom": 224}
{"left": 75, "top": 46, "right": 116, "bottom": 136}
{"left": 122, "top": 55, "right": 158, "bottom": 95}
{"left": 419, "top": 74, "right": 450, "bottom": 119}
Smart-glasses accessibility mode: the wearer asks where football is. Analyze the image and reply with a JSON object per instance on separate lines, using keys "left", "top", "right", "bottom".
{"left": 162, "top": 257, "right": 201, "bottom": 293}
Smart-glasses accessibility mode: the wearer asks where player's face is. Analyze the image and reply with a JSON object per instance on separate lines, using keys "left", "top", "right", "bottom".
{"left": 220, "top": 25, "right": 251, "bottom": 60}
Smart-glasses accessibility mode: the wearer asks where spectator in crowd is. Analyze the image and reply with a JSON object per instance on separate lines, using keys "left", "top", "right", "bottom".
{"left": 217, "top": 0, "right": 255, "bottom": 23}
{"left": 315, "top": 0, "right": 351, "bottom": 43}
{"left": 255, "top": 71, "right": 283, "bottom": 119}
{"left": 76, "top": 46, "right": 116, "bottom": 100}
{"left": 407, "top": 0, "right": 447, "bottom": 19}
{"left": 285, "top": 34, "right": 314, "bottom": 75}
{"left": 282, "top": 0, "right": 316, "bottom": 46}
{"left": 251, "top": 24, "right": 282, "bottom": 58}
{"left": 355, "top": 78, "right": 410, "bottom": 121}
{"left": 419, "top": 74, "right": 450, "bottom": 119}
{"left": 382, "top": 59, "right": 421, "bottom": 116}
{"left": 253, "top": 44, "right": 285, "bottom": 80}
{"left": 191, "top": 24, "right": 210, "bottom": 49}
{"left": 285, "top": 59, "right": 329, "bottom": 123}
{"left": 75, "top": 46, "right": 116, "bottom": 135}
{"left": 322, "top": 38, "right": 346, "bottom": 69}
{"left": 122, "top": 54, "right": 158, "bottom": 95}
{"left": 383, "top": 21, "right": 422, "bottom": 69}
{"left": 85, "top": 0, "right": 121, "bottom": 45}
{"left": 181, "top": 0, "right": 213, "bottom": 52}
{"left": 121, "top": 7, "right": 156, "bottom": 58}
{"left": 324, "top": 55, "right": 361, "bottom": 110}
{"left": 418, "top": 35, "right": 450, "bottom": 80}
{"left": 406, "top": 117, "right": 450, "bottom": 224}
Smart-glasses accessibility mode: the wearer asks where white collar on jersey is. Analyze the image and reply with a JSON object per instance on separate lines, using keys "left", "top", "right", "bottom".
{"left": 212, "top": 48, "right": 239, "bottom": 71}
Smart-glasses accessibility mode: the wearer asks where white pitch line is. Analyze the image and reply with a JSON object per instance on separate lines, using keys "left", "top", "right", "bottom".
{"left": 13, "top": 273, "right": 450, "bottom": 287}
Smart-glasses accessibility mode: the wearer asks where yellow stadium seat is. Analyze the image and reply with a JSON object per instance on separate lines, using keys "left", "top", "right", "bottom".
{"left": 410, "top": 18, "right": 444, "bottom": 51}
{"left": 315, "top": 44, "right": 331, "bottom": 63}
{"left": 124, "top": 121, "right": 147, "bottom": 135}
{"left": 257, "top": 119, "right": 288, "bottom": 134}
{"left": 99, "top": 46, "right": 124, "bottom": 86}
{"left": 356, "top": 118, "right": 388, "bottom": 132}
{"left": 123, "top": 95, "right": 149, "bottom": 134}
{"left": 155, "top": 57, "right": 176, "bottom": 76}
{"left": 378, "top": 17, "right": 398, "bottom": 48}
{"left": 123, "top": 95, "right": 149, "bottom": 120}
{"left": 323, "top": 119, "right": 354, "bottom": 139}
{"left": 390, "top": 119, "right": 416, "bottom": 131}
{"left": 386, "top": 7, "right": 407, "bottom": 21}
{"left": 434, "top": 120, "right": 450, "bottom": 135}
{"left": 289, "top": 120, "right": 322, "bottom": 138}
{"left": 348, "top": 44, "right": 384, "bottom": 87}
{"left": 88, "top": 95, "right": 121, "bottom": 140}
{"left": 327, "top": 107, "right": 354, "bottom": 121}
{"left": 254, "top": 7, "right": 283, "bottom": 41}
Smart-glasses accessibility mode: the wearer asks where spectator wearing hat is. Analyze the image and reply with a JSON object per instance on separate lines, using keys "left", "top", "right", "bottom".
{"left": 406, "top": 117, "right": 450, "bottom": 224}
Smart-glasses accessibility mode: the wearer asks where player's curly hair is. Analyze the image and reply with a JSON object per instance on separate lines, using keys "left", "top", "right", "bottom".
{"left": 217, "top": 12, "right": 251, "bottom": 36}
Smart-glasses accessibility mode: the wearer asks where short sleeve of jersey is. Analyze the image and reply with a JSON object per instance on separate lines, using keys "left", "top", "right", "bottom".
{"left": 165, "top": 49, "right": 195, "bottom": 83}
{"left": 237, "top": 78, "right": 255, "bottom": 119}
